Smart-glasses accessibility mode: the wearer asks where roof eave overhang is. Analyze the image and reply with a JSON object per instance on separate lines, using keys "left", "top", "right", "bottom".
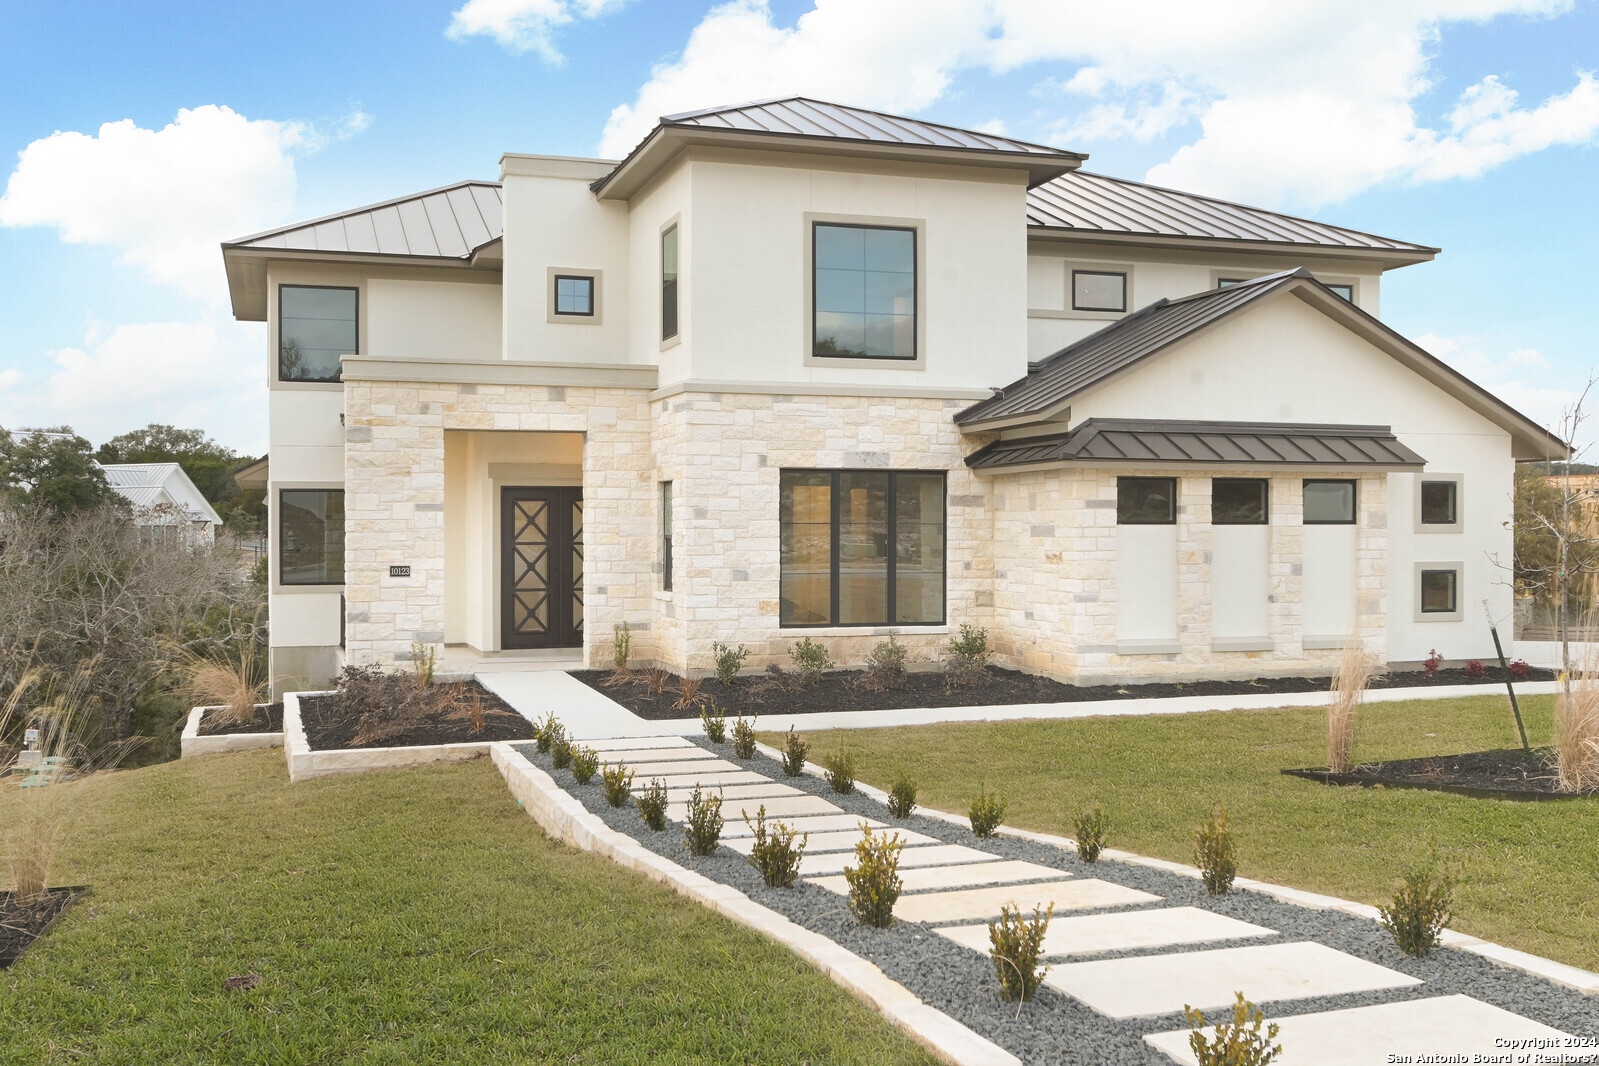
{"left": 593, "top": 126, "right": 1082, "bottom": 200}
{"left": 220, "top": 244, "right": 499, "bottom": 322}
{"left": 969, "top": 457, "right": 1425, "bottom": 475}
{"left": 1025, "top": 226, "right": 1438, "bottom": 268}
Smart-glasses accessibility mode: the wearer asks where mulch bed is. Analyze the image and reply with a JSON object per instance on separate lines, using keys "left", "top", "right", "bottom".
{"left": 197, "top": 702, "right": 284, "bottom": 736}
{"left": 1284, "top": 748, "right": 1597, "bottom": 800}
{"left": 1, "top": 887, "right": 85, "bottom": 968}
{"left": 573, "top": 664, "right": 1554, "bottom": 721}
{"left": 298, "top": 680, "right": 536, "bottom": 750}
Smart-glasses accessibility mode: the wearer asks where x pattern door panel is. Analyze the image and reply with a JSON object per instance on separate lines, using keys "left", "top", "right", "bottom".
{"left": 502, "top": 487, "right": 583, "bottom": 648}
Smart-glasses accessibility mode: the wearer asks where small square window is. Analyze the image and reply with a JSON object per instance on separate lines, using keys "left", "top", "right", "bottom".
{"left": 1303, "top": 480, "right": 1356, "bottom": 524}
{"left": 554, "top": 275, "right": 594, "bottom": 316}
{"left": 1212, "top": 478, "right": 1268, "bottom": 524}
{"left": 1325, "top": 283, "right": 1355, "bottom": 302}
{"left": 1420, "top": 569, "right": 1458, "bottom": 613}
{"left": 1073, "top": 270, "right": 1126, "bottom": 312}
{"left": 1420, "top": 480, "right": 1457, "bottom": 525}
{"left": 1117, "top": 477, "right": 1176, "bottom": 524}
{"left": 1217, "top": 278, "right": 1246, "bottom": 288}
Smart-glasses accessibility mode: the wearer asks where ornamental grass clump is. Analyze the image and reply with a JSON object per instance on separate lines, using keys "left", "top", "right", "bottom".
{"left": 744, "top": 806, "right": 808, "bottom": 888}
{"left": 731, "top": 713, "right": 758, "bottom": 759}
{"left": 969, "top": 784, "right": 1007, "bottom": 838}
{"left": 1327, "top": 643, "right": 1379, "bottom": 774}
{"left": 824, "top": 744, "right": 856, "bottom": 794}
{"left": 887, "top": 776, "right": 918, "bottom": 818}
{"left": 1379, "top": 857, "right": 1456, "bottom": 957}
{"left": 1073, "top": 804, "right": 1109, "bottom": 863}
{"left": 711, "top": 641, "right": 749, "bottom": 686}
{"left": 1184, "top": 993, "right": 1282, "bottom": 1066}
{"left": 699, "top": 702, "right": 727, "bottom": 744}
{"left": 844, "top": 824, "right": 904, "bottom": 928}
{"left": 601, "top": 762, "right": 634, "bottom": 807}
{"left": 1553, "top": 665, "right": 1599, "bottom": 793}
{"left": 550, "top": 733, "right": 573, "bottom": 770}
{"left": 180, "top": 641, "right": 267, "bottom": 730}
{"left": 682, "top": 787, "right": 724, "bottom": 856}
{"left": 569, "top": 744, "right": 599, "bottom": 784}
{"left": 781, "top": 727, "right": 809, "bottom": 777}
{"left": 1194, "top": 803, "right": 1237, "bottom": 896}
{"left": 674, "top": 675, "right": 704, "bottom": 712}
{"left": 635, "top": 778, "right": 669, "bottom": 831}
{"left": 790, "top": 637, "right": 832, "bottom": 685}
{"left": 989, "top": 902, "right": 1053, "bottom": 1004}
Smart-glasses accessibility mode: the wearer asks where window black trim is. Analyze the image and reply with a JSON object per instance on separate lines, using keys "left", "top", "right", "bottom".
{"left": 811, "top": 221, "right": 918, "bottom": 361}
{"left": 278, "top": 488, "right": 345, "bottom": 586}
{"left": 1325, "top": 283, "right": 1355, "bottom": 302}
{"left": 1072, "top": 269, "right": 1127, "bottom": 312}
{"left": 553, "top": 274, "right": 595, "bottom": 317}
{"left": 1116, "top": 476, "right": 1177, "bottom": 525}
{"left": 779, "top": 468, "right": 947, "bottom": 627}
{"left": 1212, "top": 477, "right": 1269, "bottom": 525}
{"left": 278, "top": 284, "right": 357, "bottom": 384}
{"left": 1419, "top": 568, "right": 1459, "bottom": 613}
{"left": 661, "top": 224, "right": 679, "bottom": 342}
{"left": 1302, "top": 479, "right": 1358, "bottom": 525}
{"left": 1216, "top": 278, "right": 1246, "bottom": 288}
{"left": 1419, "top": 480, "right": 1458, "bottom": 525}
{"left": 661, "top": 481, "right": 673, "bottom": 593}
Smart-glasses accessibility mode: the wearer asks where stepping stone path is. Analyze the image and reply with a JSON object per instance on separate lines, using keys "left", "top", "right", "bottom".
{"left": 578, "top": 736, "right": 1579, "bottom": 1064}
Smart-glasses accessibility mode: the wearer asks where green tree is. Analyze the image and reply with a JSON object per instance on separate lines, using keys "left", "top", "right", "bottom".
{"left": 0, "top": 426, "right": 121, "bottom": 513}
{"left": 95, "top": 424, "right": 239, "bottom": 506}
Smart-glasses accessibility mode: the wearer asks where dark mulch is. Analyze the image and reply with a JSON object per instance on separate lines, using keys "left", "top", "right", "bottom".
{"left": 0, "top": 887, "right": 85, "bottom": 968}
{"left": 197, "top": 702, "right": 284, "bottom": 736}
{"left": 1284, "top": 747, "right": 1597, "bottom": 800}
{"left": 298, "top": 680, "right": 536, "bottom": 751}
{"left": 573, "top": 664, "right": 1554, "bottom": 721}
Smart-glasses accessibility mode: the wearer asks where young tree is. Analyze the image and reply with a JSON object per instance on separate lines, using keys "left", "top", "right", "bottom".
{"left": 0, "top": 426, "right": 121, "bottom": 513}
{"left": 95, "top": 424, "right": 239, "bottom": 505}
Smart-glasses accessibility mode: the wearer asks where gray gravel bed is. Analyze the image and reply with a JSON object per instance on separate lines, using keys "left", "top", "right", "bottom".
{"left": 512, "top": 741, "right": 1598, "bottom": 1064}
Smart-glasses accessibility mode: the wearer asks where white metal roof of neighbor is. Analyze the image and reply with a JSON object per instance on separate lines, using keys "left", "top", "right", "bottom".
{"left": 224, "top": 181, "right": 503, "bottom": 260}
{"left": 99, "top": 463, "right": 222, "bottom": 525}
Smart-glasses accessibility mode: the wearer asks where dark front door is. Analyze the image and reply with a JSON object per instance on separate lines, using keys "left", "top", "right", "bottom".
{"left": 501, "top": 487, "right": 583, "bottom": 649}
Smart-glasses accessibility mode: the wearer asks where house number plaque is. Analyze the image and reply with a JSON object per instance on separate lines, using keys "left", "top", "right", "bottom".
{"left": 389, "top": 565, "right": 411, "bottom": 577}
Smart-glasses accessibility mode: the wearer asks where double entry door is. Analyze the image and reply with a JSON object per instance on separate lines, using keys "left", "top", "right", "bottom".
{"left": 501, "top": 487, "right": 583, "bottom": 649}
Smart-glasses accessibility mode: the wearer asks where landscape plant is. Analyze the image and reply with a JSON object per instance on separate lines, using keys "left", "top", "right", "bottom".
{"left": 744, "top": 806, "right": 808, "bottom": 888}
{"left": 409, "top": 642, "right": 437, "bottom": 687}
{"left": 790, "top": 637, "right": 832, "bottom": 685}
{"left": 674, "top": 675, "right": 703, "bottom": 711}
{"left": 635, "top": 778, "right": 669, "bottom": 830}
{"left": 1552, "top": 662, "right": 1599, "bottom": 793}
{"left": 645, "top": 668, "right": 670, "bottom": 696}
{"left": 180, "top": 640, "right": 267, "bottom": 730}
{"left": 1509, "top": 658, "right": 1532, "bottom": 679}
{"left": 945, "top": 623, "right": 990, "bottom": 686}
{"left": 989, "top": 902, "right": 1053, "bottom": 1003}
{"left": 332, "top": 664, "right": 438, "bottom": 747}
{"left": 731, "top": 712, "right": 758, "bottom": 759}
{"left": 444, "top": 688, "right": 491, "bottom": 734}
{"left": 1327, "top": 643, "right": 1379, "bottom": 774}
{"left": 1073, "top": 804, "right": 1108, "bottom": 863}
{"left": 824, "top": 744, "right": 856, "bottom": 794}
{"left": 781, "top": 728, "right": 809, "bottom": 776}
{"left": 1194, "top": 803, "right": 1237, "bottom": 895}
{"left": 600, "top": 762, "right": 634, "bottom": 807}
{"left": 1184, "top": 993, "right": 1282, "bottom": 1066}
{"left": 550, "top": 733, "right": 574, "bottom": 770}
{"left": 861, "top": 634, "right": 908, "bottom": 691}
{"left": 682, "top": 787, "right": 724, "bottom": 856}
{"left": 1465, "top": 659, "right": 1486, "bottom": 678}
{"left": 844, "top": 824, "right": 904, "bottom": 928}
{"left": 535, "top": 711, "right": 563, "bottom": 754}
{"left": 887, "top": 776, "right": 918, "bottom": 818}
{"left": 569, "top": 745, "right": 599, "bottom": 784}
{"left": 700, "top": 702, "right": 727, "bottom": 743}
{"left": 711, "top": 642, "right": 749, "bottom": 686}
{"left": 1379, "top": 855, "right": 1456, "bottom": 957}
{"left": 604, "top": 622, "right": 632, "bottom": 683}
{"left": 1422, "top": 649, "right": 1443, "bottom": 676}
{"left": 968, "top": 783, "right": 1007, "bottom": 838}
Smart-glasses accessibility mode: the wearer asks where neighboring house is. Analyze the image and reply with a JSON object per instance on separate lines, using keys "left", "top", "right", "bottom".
{"left": 221, "top": 96, "right": 1566, "bottom": 695}
{"left": 100, "top": 462, "right": 222, "bottom": 541}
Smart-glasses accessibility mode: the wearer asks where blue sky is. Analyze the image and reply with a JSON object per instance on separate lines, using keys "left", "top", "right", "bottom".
{"left": 1, "top": 0, "right": 1596, "bottom": 454}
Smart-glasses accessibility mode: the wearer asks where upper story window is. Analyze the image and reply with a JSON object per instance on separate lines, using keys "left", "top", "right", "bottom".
{"left": 1325, "top": 283, "right": 1355, "bottom": 302}
{"left": 279, "top": 489, "right": 345, "bottom": 585}
{"left": 1073, "top": 270, "right": 1127, "bottom": 312}
{"left": 1218, "top": 276, "right": 1354, "bottom": 302}
{"left": 1218, "top": 278, "right": 1246, "bottom": 288}
{"left": 1303, "top": 479, "right": 1356, "bottom": 524}
{"left": 279, "top": 285, "right": 356, "bottom": 383}
{"left": 813, "top": 222, "right": 916, "bottom": 360}
{"left": 1117, "top": 477, "right": 1177, "bottom": 524}
{"left": 661, "top": 224, "right": 679, "bottom": 342}
{"left": 1420, "top": 480, "right": 1457, "bottom": 525}
{"left": 554, "top": 275, "right": 594, "bottom": 316}
{"left": 1212, "top": 478, "right": 1268, "bottom": 524}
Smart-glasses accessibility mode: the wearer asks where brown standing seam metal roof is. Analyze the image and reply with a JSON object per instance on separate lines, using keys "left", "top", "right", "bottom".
{"left": 223, "top": 181, "right": 504, "bottom": 259}
{"left": 1028, "top": 171, "right": 1438, "bottom": 255}
{"left": 966, "top": 420, "right": 1427, "bottom": 471}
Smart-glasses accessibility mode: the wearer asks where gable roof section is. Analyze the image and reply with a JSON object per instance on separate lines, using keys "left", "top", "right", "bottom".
{"left": 592, "top": 96, "right": 1084, "bottom": 199}
{"left": 99, "top": 462, "right": 221, "bottom": 525}
{"left": 956, "top": 268, "right": 1567, "bottom": 460}
{"left": 1028, "top": 171, "right": 1436, "bottom": 265}
{"left": 966, "top": 419, "right": 1426, "bottom": 472}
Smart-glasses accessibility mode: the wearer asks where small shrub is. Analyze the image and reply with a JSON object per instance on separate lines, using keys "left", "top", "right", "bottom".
{"left": 1423, "top": 648, "right": 1443, "bottom": 676}
{"left": 635, "top": 777, "right": 669, "bottom": 830}
{"left": 711, "top": 641, "right": 749, "bottom": 686}
{"left": 1194, "top": 803, "right": 1237, "bottom": 896}
{"left": 535, "top": 711, "right": 563, "bottom": 753}
{"left": 887, "top": 777, "right": 918, "bottom": 819}
{"left": 1465, "top": 658, "right": 1486, "bottom": 678}
{"left": 824, "top": 745, "right": 856, "bottom": 794}
{"left": 861, "top": 633, "right": 908, "bottom": 692}
{"left": 844, "top": 824, "right": 904, "bottom": 928}
{"left": 989, "top": 902, "right": 1053, "bottom": 1002}
{"left": 790, "top": 637, "right": 833, "bottom": 685}
{"left": 675, "top": 675, "right": 704, "bottom": 711}
{"left": 763, "top": 663, "right": 801, "bottom": 691}
{"left": 731, "top": 712, "right": 758, "bottom": 759}
{"left": 409, "top": 642, "right": 438, "bottom": 686}
{"left": 1508, "top": 658, "right": 1532, "bottom": 679}
{"left": 1379, "top": 859, "right": 1456, "bottom": 957}
{"left": 569, "top": 744, "right": 599, "bottom": 783}
{"left": 699, "top": 702, "right": 727, "bottom": 743}
{"left": 613, "top": 621, "right": 632, "bottom": 673}
{"left": 550, "top": 733, "right": 573, "bottom": 770}
{"left": 333, "top": 664, "right": 435, "bottom": 747}
{"left": 1073, "top": 804, "right": 1108, "bottom": 863}
{"left": 744, "top": 806, "right": 808, "bottom": 888}
{"left": 683, "top": 787, "right": 724, "bottom": 856}
{"left": 601, "top": 762, "right": 635, "bottom": 807}
{"left": 781, "top": 728, "right": 809, "bottom": 776}
{"left": 646, "top": 668, "right": 671, "bottom": 695}
{"left": 946, "top": 623, "right": 990, "bottom": 686}
{"left": 969, "top": 784, "right": 1008, "bottom": 838}
{"left": 1184, "top": 993, "right": 1282, "bottom": 1066}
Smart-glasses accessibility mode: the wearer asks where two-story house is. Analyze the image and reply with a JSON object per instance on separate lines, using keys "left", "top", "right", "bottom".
{"left": 221, "top": 97, "right": 1563, "bottom": 696}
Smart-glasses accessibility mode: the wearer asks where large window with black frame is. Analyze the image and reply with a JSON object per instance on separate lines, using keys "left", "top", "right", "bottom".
{"left": 779, "top": 470, "right": 945, "bottom": 626}
{"left": 279, "top": 489, "right": 345, "bottom": 585}
{"left": 279, "top": 285, "right": 356, "bottom": 383}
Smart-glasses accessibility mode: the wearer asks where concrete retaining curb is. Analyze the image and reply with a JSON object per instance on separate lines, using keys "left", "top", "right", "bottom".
{"left": 489, "top": 741, "right": 1022, "bottom": 1066}
{"left": 281, "top": 691, "right": 497, "bottom": 782}
{"left": 179, "top": 705, "right": 284, "bottom": 759}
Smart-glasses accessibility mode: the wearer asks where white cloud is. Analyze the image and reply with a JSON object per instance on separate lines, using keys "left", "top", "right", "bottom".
{"left": 1414, "top": 331, "right": 1590, "bottom": 452}
{"left": 446, "top": 0, "right": 629, "bottom": 62}
{"left": 0, "top": 369, "right": 18, "bottom": 390}
{"left": 600, "top": 0, "right": 1599, "bottom": 209}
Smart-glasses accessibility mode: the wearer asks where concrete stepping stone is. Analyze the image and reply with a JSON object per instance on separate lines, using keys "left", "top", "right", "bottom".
{"left": 584, "top": 736, "right": 694, "bottom": 751}
{"left": 799, "top": 844, "right": 1001, "bottom": 878}
{"left": 1044, "top": 941, "right": 1421, "bottom": 1019}
{"left": 666, "top": 794, "right": 843, "bottom": 822}
{"left": 628, "top": 757, "right": 743, "bottom": 776}
{"left": 721, "top": 827, "right": 940, "bottom": 855}
{"left": 1144, "top": 994, "right": 1572, "bottom": 1065}
{"left": 597, "top": 747, "right": 721, "bottom": 765}
{"left": 638, "top": 771, "right": 771, "bottom": 789}
{"left": 894, "top": 879, "right": 1159, "bottom": 925}
{"left": 809, "top": 860, "right": 1070, "bottom": 895}
{"left": 721, "top": 813, "right": 885, "bottom": 838}
{"left": 664, "top": 782, "right": 802, "bottom": 803}
{"left": 937, "top": 907, "right": 1274, "bottom": 958}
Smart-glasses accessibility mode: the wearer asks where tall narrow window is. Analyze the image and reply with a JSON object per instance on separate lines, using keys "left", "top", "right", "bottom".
{"left": 813, "top": 222, "right": 916, "bottom": 360}
{"left": 661, "top": 224, "right": 678, "bottom": 341}
{"left": 279, "top": 489, "right": 345, "bottom": 585}
{"left": 779, "top": 470, "right": 945, "bottom": 626}
{"left": 660, "top": 481, "right": 673, "bottom": 592}
{"left": 279, "top": 285, "right": 356, "bottom": 383}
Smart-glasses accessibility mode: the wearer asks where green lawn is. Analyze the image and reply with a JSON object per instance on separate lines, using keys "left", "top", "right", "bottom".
{"left": 1, "top": 751, "right": 936, "bottom": 1065}
{"left": 777, "top": 692, "right": 1599, "bottom": 972}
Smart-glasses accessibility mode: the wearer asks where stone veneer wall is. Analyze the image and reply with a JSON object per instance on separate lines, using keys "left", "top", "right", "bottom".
{"left": 989, "top": 468, "right": 1388, "bottom": 681}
